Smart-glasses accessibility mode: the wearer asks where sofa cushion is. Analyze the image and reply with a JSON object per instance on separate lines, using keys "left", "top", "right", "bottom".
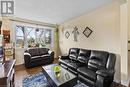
{"left": 77, "top": 66, "right": 96, "bottom": 82}
{"left": 67, "top": 62, "right": 83, "bottom": 71}
{"left": 77, "top": 49, "right": 91, "bottom": 63}
{"left": 41, "top": 54, "right": 50, "bottom": 58}
{"left": 78, "top": 49, "right": 91, "bottom": 57}
{"left": 67, "top": 62, "right": 78, "bottom": 71}
{"left": 27, "top": 48, "right": 39, "bottom": 56}
{"left": 90, "top": 50, "right": 109, "bottom": 64}
{"left": 60, "top": 64, "right": 68, "bottom": 69}
{"left": 39, "top": 48, "right": 49, "bottom": 55}
{"left": 88, "top": 57, "right": 105, "bottom": 71}
{"left": 77, "top": 56, "right": 87, "bottom": 63}
{"left": 88, "top": 50, "right": 109, "bottom": 70}
{"left": 59, "top": 58, "right": 71, "bottom": 66}
{"left": 31, "top": 56, "right": 41, "bottom": 59}
{"left": 69, "top": 48, "right": 79, "bottom": 61}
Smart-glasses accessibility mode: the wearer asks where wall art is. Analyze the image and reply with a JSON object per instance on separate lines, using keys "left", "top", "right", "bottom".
{"left": 72, "top": 26, "right": 79, "bottom": 42}
{"left": 83, "top": 27, "right": 93, "bottom": 38}
{"left": 65, "top": 31, "right": 70, "bottom": 39}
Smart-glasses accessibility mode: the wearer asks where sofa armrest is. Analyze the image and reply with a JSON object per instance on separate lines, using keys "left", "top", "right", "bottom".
{"left": 48, "top": 50, "right": 54, "bottom": 62}
{"left": 24, "top": 52, "right": 31, "bottom": 68}
{"left": 59, "top": 55, "right": 69, "bottom": 59}
{"left": 48, "top": 50, "right": 54, "bottom": 55}
{"left": 24, "top": 53, "right": 31, "bottom": 60}
{"left": 96, "top": 69, "right": 115, "bottom": 77}
{"left": 24, "top": 52, "right": 31, "bottom": 57}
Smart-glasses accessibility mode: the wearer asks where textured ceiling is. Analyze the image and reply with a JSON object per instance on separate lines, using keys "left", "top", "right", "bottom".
{"left": 15, "top": 0, "right": 113, "bottom": 24}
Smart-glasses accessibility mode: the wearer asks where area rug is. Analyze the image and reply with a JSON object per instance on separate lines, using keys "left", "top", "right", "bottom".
{"left": 23, "top": 72, "right": 88, "bottom": 87}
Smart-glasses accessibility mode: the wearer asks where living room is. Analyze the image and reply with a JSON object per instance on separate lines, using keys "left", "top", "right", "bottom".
{"left": 0, "top": 0, "right": 130, "bottom": 87}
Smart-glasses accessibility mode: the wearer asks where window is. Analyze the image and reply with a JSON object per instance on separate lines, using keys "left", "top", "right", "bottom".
{"left": 15, "top": 25, "right": 54, "bottom": 48}
{"left": 45, "top": 29, "right": 52, "bottom": 44}
{"left": 16, "top": 26, "right": 24, "bottom": 48}
{"left": 35, "top": 28, "right": 45, "bottom": 47}
{"left": 26, "top": 27, "right": 36, "bottom": 47}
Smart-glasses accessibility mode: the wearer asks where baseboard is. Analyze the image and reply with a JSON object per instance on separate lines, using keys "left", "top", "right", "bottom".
{"left": 114, "top": 78, "right": 129, "bottom": 87}
{"left": 15, "top": 64, "right": 26, "bottom": 71}
{"left": 114, "top": 79, "right": 121, "bottom": 84}
{"left": 54, "top": 57, "right": 59, "bottom": 59}
{"left": 121, "top": 80, "right": 129, "bottom": 87}
{"left": 15, "top": 63, "right": 24, "bottom": 66}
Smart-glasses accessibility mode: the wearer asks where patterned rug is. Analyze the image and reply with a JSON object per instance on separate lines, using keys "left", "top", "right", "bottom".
{"left": 23, "top": 72, "right": 88, "bottom": 87}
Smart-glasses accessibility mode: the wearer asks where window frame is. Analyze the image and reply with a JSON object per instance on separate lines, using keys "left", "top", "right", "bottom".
{"left": 15, "top": 25, "right": 25, "bottom": 48}
{"left": 15, "top": 25, "right": 54, "bottom": 48}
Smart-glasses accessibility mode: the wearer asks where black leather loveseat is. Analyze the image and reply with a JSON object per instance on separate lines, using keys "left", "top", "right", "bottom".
{"left": 59, "top": 48, "right": 116, "bottom": 87}
{"left": 24, "top": 48, "right": 54, "bottom": 68}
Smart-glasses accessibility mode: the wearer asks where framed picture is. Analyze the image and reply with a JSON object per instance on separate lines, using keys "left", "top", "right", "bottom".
{"left": 83, "top": 27, "right": 93, "bottom": 38}
{"left": 65, "top": 31, "right": 70, "bottom": 39}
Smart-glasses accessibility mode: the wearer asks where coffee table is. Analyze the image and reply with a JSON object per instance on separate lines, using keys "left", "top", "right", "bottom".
{"left": 42, "top": 64, "right": 77, "bottom": 87}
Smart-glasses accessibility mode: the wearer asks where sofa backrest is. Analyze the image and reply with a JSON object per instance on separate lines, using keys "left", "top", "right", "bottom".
{"left": 106, "top": 53, "right": 116, "bottom": 70}
{"left": 67, "top": 48, "right": 116, "bottom": 71}
{"left": 26, "top": 48, "right": 49, "bottom": 56}
{"left": 27, "top": 48, "right": 39, "bottom": 56}
{"left": 88, "top": 50, "right": 109, "bottom": 71}
{"left": 38, "top": 48, "right": 49, "bottom": 55}
{"left": 77, "top": 49, "right": 91, "bottom": 64}
{"left": 69, "top": 48, "right": 79, "bottom": 61}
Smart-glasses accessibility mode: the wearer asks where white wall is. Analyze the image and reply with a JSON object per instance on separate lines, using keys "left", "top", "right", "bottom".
{"left": 59, "top": 1, "right": 121, "bottom": 83}
{"left": 120, "top": 3, "right": 128, "bottom": 86}
{"left": 128, "top": 0, "right": 130, "bottom": 85}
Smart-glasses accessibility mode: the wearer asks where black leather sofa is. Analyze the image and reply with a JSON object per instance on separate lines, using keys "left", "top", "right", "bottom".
{"left": 24, "top": 48, "right": 54, "bottom": 68}
{"left": 59, "top": 48, "right": 116, "bottom": 87}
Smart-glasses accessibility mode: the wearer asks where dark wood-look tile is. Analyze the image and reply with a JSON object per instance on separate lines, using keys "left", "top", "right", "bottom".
{"left": 15, "top": 58, "right": 125, "bottom": 87}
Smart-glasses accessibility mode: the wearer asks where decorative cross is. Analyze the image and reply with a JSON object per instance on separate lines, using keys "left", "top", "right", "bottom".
{"left": 72, "top": 26, "right": 79, "bottom": 42}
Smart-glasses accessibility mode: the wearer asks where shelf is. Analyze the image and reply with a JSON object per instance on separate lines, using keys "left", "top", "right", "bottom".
{"left": 1, "top": 30, "right": 10, "bottom": 44}
{"left": 4, "top": 45, "right": 15, "bottom": 60}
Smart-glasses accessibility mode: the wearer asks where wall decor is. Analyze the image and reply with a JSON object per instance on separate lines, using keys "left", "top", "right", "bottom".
{"left": 72, "top": 26, "right": 79, "bottom": 42}
{"left": 83, "top": 27, "right": 93, "bottom": 38}
{"left": 65, "top": 31, "right": 70, "bottom": 39}
{"left": 61, "top": 26, "right": 64, "bottom": 33}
